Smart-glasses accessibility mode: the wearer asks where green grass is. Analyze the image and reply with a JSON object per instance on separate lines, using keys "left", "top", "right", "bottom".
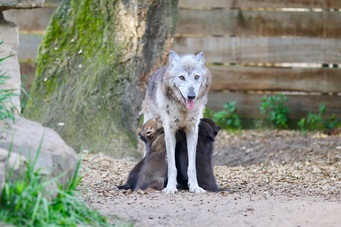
{"left": 0, "top": 145, "right": 112, "bottom": 227}
{"left": 0, "top": 75, "right": 16, "bottom": 121}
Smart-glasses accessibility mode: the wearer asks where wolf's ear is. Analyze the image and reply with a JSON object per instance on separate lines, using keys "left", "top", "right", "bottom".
{"left": 195, "top": 51, "right": 205, "bottom": 64}
{"left": 169, "top": 50, "right": 180, "bottom": 66}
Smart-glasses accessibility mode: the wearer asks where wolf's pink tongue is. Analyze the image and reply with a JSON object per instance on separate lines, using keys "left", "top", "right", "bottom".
{"left": 186, "top": 99, "right": 195, "bottom": 110}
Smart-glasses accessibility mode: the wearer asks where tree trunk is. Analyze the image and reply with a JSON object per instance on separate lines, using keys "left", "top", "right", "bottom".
{"left": 24, "top": 0, "right": 179, "bottom": 158}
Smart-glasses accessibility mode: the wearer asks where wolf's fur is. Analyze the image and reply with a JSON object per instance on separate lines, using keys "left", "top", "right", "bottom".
{"left": 142, "top": 51, "right": 211, "bottom": 193}
{"left": 176, "top": 118, "right": 220, "bottom": 192}
{"left": 118, "top": 118, "right": 167, "bottom": 191}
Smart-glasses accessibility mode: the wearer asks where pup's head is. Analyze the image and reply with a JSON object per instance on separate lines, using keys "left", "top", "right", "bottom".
{"left": 200, "top": 118, "right": 221, "bottom": 137}
{"left": 139, "top": 117, "right": 163, "bottom": 143}
{"left": 198, "top": 118, "right": 220, "bottom": 142}
{"left": 166, "top": 50, "right": 211, "bottom": 111}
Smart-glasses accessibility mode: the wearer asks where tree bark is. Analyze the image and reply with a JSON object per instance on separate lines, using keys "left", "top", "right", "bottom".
{"left": 24, "top": 0, "right": 179, "bottom": 158}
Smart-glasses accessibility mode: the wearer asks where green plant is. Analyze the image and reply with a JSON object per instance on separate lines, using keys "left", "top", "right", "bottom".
{"left": 260, "top": 94, "right": 289, "bottom": 129}
{"left": 203, "top": 107, "right": 214, "bottom": 119}
{"left": 0, "top": 75, "right": 16, "bottom": 121}
{"left": 324, "top": 114, "right": 340, "bottom": 130}
{"left": 0, "top": 144, "right": 111, "bottom": 227}
{"left": 212, "top": 102, "right": 241, "bottom": 130}
{"left": 298, "top": 104, "right": 340, "bottom": 131}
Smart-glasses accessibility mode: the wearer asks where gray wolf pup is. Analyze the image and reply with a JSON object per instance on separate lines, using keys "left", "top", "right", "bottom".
{"left": 176, "top": 118, "right": 220, "bottom": 192}
{"left": 118, "top": 118, "right": 167, "bottom": 191}
{"left": 142, "top": 50, "right": 211, "bottom": 193}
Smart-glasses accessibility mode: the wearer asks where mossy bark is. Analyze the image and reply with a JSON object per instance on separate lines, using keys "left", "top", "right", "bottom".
{"left": 24, "top": 0, "right": 179, "bottom": 158}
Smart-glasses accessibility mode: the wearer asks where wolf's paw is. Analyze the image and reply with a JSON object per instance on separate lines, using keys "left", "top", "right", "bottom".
{"left": 162, "top": 186, "right": 178, "bottom": 194}
{"left": 189, "top": 186, "right": 206, "bottom": 193}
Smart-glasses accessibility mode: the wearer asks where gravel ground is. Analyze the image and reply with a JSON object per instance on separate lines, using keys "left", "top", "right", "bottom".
{"left": 78, "top": 130, "right": 341, "bottom": 226}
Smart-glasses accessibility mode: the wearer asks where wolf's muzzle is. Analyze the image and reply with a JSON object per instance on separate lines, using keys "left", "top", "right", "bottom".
{"left": 188, "top": 88, "right": 196, "bottom": 100}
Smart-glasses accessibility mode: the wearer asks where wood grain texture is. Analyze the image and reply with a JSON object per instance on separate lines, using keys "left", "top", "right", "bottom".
{"left": 207, "top": 92, "right": 341, "bottom": 119}
{"left": 209, "top": 66, "right": 341, "bottom": 93}
{"left": 176, "top": 0, "right": 341, "bottom": 121}
{"left": 177, "top": 9, "right": 341, "bottom": 38}
{"left": 173, "top": 37, "right": 341, "bottom": 63}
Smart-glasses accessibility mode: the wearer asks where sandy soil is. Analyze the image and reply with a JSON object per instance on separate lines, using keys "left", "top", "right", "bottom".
{"left": 78, "top": 130, "right": 341, "bottom": 226}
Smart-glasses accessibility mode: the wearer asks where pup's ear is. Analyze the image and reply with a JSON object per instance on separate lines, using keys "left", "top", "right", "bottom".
{"left": 214, "top": 126, "right": 221, "bottom": 136}
{"left": 169, "top": 50, "right": 180, "bottom": 66}
{"left": 195, "top": 51, "right": 205, "bottom": 64}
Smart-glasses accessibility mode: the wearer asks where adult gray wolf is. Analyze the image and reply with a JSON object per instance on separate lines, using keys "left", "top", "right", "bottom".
{"left": 176, "top": 118, "right": 220, "bottom": 192}
{"left": 142, "top": 50, "right": 211, "bottom": 193}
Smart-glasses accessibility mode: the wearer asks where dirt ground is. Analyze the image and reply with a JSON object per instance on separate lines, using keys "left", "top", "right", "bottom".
{"left": 78, "top": 130, "right": 341, "bottom": 226}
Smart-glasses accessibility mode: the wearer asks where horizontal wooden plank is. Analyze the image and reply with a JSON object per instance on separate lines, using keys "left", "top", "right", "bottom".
{"left": 177, "top": 9, "right": 341, "bottom": 38}
{"left": 209, "top": 66, "right": 341, "bottom": 93}
{"left": 179, "top": 0, "right": 341, "bottom": 9}
{"left": 173, "top": 37, "right": 341, "bottom": 63}
{"left": 3, "top": 7, "right": 56, "bottom": 31}
{"left": 207, "top": 92, "right": 341, "bottom": 119}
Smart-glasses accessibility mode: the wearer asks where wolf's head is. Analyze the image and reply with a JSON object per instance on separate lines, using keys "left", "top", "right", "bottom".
{"left": 166, "top": 50, "right": 211, "bottom": 111}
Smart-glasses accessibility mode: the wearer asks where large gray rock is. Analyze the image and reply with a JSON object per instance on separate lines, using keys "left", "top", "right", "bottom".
{"left": 0, "top": 13, "right": 21, "bottom": 113}
{"left": 0, "top": 117, "right": 78, "bottom": 194}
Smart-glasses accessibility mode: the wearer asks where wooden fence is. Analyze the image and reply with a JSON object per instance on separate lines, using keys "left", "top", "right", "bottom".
{"left": 173, "top": 0, "right": 341, "bottom": 121}
{"left": 4, "top": 0, "right": 341, "bottom": 121}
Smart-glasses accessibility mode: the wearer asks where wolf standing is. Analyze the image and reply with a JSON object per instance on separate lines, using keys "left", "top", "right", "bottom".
{"left": 142, "top": 50, "right": 211, "bottom": 193}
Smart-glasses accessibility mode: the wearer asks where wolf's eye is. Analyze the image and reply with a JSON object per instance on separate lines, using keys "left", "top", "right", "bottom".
{"left": 179, "top": 76, "right": 185, "bottom": 80}
{"left": 194, "top": 75, "right": 200, "bottom": 80}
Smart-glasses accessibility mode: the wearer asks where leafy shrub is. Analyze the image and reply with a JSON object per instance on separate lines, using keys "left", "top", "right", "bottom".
{"left": 324, "top": 114, "right": 340, "bottom": 131}
{"left": 298, "top": 104, "right": 340, "bottom": 131}
{"left": 212, "top": 102, "right": 241, "bottom": 130}
{"left": 260, "top": 94, "right": 289, "bottom": 129}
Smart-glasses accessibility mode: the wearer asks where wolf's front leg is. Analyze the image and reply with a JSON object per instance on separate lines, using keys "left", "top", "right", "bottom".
{"left": 186, "top": 127, "right": 206, "bottom": 193}
{"left": 162, "top": 125, "right": 178, "bottom": 194}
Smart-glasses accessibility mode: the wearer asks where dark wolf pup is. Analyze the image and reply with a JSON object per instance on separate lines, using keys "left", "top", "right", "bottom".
{"left": 176, "top": 118, "right": 220, "bottom": 192}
